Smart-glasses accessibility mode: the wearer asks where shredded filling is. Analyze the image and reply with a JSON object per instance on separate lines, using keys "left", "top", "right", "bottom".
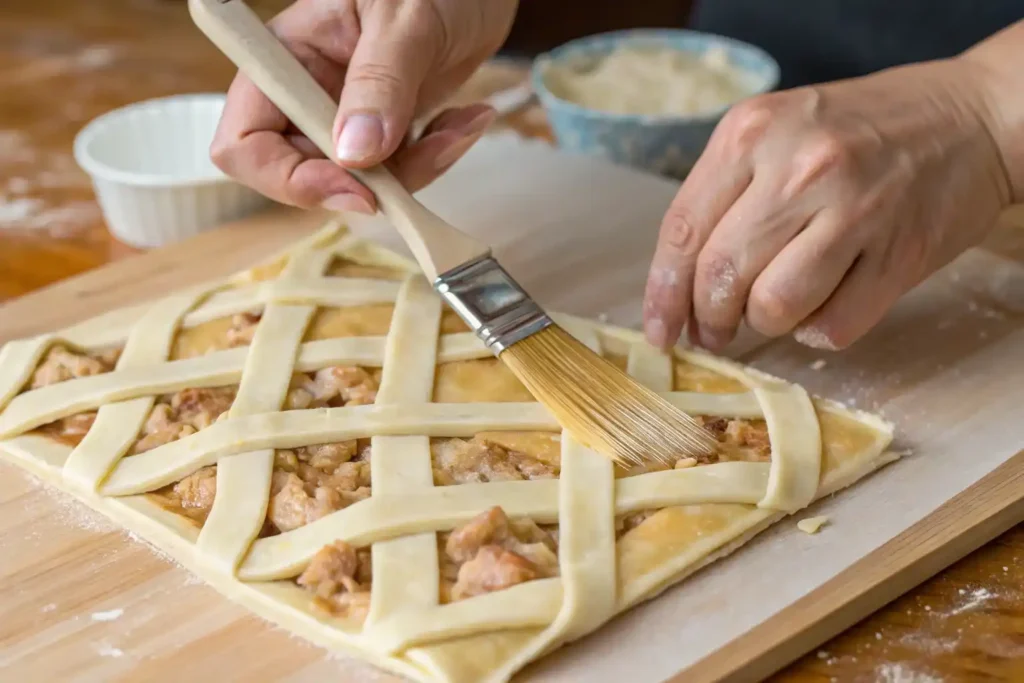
{"left": 267, "top": 441, "right": 372, "bottom": 533}
{"left": 28, "top": 344, "right": 121, "bottom": 389}
{"left": 283, "top": 365, "right": 381, "bottom": 410}
{"left": 28, "top": 345, "right": 121, "bottom": 445}
{"left": 297, "top": 540, "right": 374, "bottom": 620}
{"left": 439, "top": 506, "right": 559, "bottom": 602}
{"left": 697, "top": 415, "right": 771, "bottom": 462}
{"left": 296, "top": 506, "right": 559, "bottom": 620}
{"left": 612, "top": 416, "right": 770, "bottom": 536}
{"left": 157, "top": 466, "right": 218, "bottom": 523}
{"left": 28, "top": 353, "right": 379, "bottom": 523}
{"left": 225, "top": 311, "right": 261, "bottom": 347}
{"left": 430, "top": 435, "right": 559, "bottom": 485}
{"left": 133, "top": 386, "right": 237, "bottom": 454}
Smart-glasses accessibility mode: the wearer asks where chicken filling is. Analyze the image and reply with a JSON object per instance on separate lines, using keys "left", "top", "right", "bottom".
{"left": 297, "top": 540, "right": 374, "bottom": 620}
{"left": 439, "top": 506, "right": 559, "bottom": 602}
{"left": 612, "top": 415, "right": 771, "bottom": 537}
{"left": 430, "top": 435, "right": 559, "bottom": 485}
{"left": 267, "top": 440, "right": 372, "bottom": 533}
{"left": 132, "top": 386, "right": 238, "bottom": 454}
{"left": 27, "top": 344, "right": 121, "bottom": 445}
{"left": 296, "top": 506, "right": 560, "bottom": 620}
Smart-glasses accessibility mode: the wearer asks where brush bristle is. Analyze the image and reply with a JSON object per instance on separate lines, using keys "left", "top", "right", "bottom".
{"left": 499, "top": 325, "right": 718, "bottom": 466}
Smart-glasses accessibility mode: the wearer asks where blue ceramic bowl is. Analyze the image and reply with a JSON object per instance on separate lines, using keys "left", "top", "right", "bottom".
{"left": 531, "top": 29, "right": 780, "bottom": 179}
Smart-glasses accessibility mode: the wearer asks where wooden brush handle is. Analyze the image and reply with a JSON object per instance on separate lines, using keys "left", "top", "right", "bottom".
{"left": 188, "top": 0, "right": 490, "bottom": 280}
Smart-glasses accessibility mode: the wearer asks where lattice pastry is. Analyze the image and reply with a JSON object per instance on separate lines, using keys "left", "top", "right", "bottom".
{"left": 0, "top": 221, "right": 896, "bottom": 682}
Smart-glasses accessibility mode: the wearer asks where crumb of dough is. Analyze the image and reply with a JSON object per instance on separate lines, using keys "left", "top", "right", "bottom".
{"left": 797, "top": 515, "right": 829, "bottom": 534}
{"left": 810, "top": 359, "right": 827, "bottom": 371}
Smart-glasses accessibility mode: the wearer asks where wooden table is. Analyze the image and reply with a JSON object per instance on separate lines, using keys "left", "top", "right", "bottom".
{"left": 1, "top": 2, "right": 1022, "bottom": 681}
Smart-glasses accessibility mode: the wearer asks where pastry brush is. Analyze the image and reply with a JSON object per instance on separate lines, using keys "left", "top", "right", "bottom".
{"left": 188, "top": 0, "right": 718, "bottom": 467}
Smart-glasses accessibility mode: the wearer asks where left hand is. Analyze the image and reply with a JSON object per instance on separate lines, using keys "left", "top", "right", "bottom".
{"left": 642, "top": 57, "right": 1013, "bottom": 352}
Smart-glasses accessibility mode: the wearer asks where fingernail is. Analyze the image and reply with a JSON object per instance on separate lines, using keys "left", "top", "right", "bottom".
{"left": 462, "top": 107, "right": 498, "bottom": 135}
{"left": 321, "top": 193, "right": 374, "bottom": 215}
{"left": 434, "top": 134, "right": 479, "bottom": 171}
{"left": 646, "top": 318, "right": 669, "bottom": 348}
{"left": 336, "top": 113, "right": 384, "bottom": 163}
{"left": 433, "top": 110, "right": 497, "bottom": 171}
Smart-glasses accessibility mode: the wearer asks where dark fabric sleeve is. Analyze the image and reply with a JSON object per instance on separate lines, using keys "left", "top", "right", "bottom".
{"left": 689, "top": 0, "right": 1024, "bottom": 88}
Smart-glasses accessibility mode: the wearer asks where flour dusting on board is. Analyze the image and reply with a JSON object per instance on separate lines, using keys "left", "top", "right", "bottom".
{"left": 125, "top": 530, "right": 182, "bottom": 569}
{"left": 72, "top": 45, "right": 119, "bottom": 70}
{"left": 875, "top": 663, "right": 944, "bottom": 683}
{"left": 897, "top": 632, "right": 960, "bottom": 655}
{"left": 0, "top": 128, "right": 97, "bottom": 236}
{"left": 95, "top": 642, "right": 124, "bottom": 658}
{"left": 48, "top": 486, "right": 118, "bottom": 534}
{"left": 91, "top": 608, "right": 124, "bottom": 622}
{"left": 0, "top": 197, "right": 44, "bottom": 224}
{"left": 947, "top": 587, "right": 995, "bottom": 616}
{"left": 0, "top": 195, "right": 100, "bottom": 235}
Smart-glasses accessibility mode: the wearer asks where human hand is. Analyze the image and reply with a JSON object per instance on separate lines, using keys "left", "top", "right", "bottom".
{"left": 642, "top": 58, "right": 1013, "bottom": 352}
{"left": 210, "top": 0, "right": 518, "bottom": 214}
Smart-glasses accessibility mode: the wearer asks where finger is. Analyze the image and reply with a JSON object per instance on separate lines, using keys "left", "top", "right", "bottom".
{"left": 643, "top": 150, "right": 753, "bottom": 349}
{"left": 333, "top": 4, "right": 441, "bottom": 167}
{"left": 387, "top": 104, "right": 496, "bottom": 192}
{"left": 212, "top": 73, "right": 376, "bottom": 212}
{"left": 792, "top": 248, "right": 901, "bottom": 350}
{"left": 690, "top": 177, "right": 814, "bottom": 350}
{"left": 745, "top": 208, "right": 862, "bottom": 337}
{"left": 643, "top": 97, "right": 778, "bottom": 349}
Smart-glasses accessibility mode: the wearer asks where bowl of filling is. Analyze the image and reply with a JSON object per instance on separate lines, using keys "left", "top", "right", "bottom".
{"left": 532, "top": 29, "right": 779, "bottom": 179}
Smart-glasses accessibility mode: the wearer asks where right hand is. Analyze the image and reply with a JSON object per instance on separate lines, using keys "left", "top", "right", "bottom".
{"left": 211, "top": 0, "right": 519, "bottom": 214}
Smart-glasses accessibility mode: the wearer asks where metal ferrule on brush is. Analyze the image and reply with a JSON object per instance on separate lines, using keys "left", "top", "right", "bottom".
{"left": 434, "top": 255, "right": 552, "bottom": 354}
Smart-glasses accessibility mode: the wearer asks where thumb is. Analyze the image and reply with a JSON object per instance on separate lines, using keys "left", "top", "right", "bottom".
{"left": 333, "top": 12, "right": 437, "bottom": 168}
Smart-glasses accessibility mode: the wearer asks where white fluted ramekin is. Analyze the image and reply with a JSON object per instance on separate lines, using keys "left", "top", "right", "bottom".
{"left": 73, "top": 93, "right": 270, "bottom": 248}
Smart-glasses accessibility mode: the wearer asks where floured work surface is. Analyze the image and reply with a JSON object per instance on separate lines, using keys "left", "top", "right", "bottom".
{"left": 1, "top": 133, "right": 1023, "bottom": 681}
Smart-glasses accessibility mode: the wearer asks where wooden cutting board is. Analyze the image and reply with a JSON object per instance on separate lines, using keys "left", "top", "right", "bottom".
{"left": 2, "top": 133, "right": 1024, "bottom": 683}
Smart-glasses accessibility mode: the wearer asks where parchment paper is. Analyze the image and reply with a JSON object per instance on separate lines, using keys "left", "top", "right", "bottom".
{"left": 348, "top": 132, "right": 1024, "bottom": 682}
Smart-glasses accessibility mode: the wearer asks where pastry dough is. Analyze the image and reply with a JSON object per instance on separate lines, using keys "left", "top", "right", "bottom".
{"left": 0, "top": 220, "right": 897, "bottom": 683}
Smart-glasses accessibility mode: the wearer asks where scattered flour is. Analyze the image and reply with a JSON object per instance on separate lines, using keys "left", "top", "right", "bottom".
{"left": 810, "top": 359, "right": 827, "bottom": 371}
{"left": 91, "top": 608, "right": 125, "bottom": 622}
{"left": 44, "top": 483, "right": 118, "bottom": 535}
{"left": 874, "top": 663, "right": 943, "bottom": 683}
{"left": 182, "top": 572, "right": 204, "bottom": 587}
{"left": 708, "top": 261, "right": 738, "bottom": 307}
{"left": 947, "top": 587, "right": 994, "bottom": 616}
{"left": 95, "top": 643, "right": 124, "bottom": 659}
{"left": 794, "top": 325, "right": 839, "bottom": 351}
{"left": 0, "top": 127, "right": 95, "bottom": 235}
{"left": 73, "top": 46, "right": 118, "bottom": 70}
{"left": 41, "top": 603, "right": 57, "bottom": 613}
{"left": 0, "top": 197, "right": 44, "bottom": 224}
{"left": 125, "top": 530, "right": 177, "bottom": 565}
{"left": 898, "top": 632, "right": 960, "bottom": 655}
{"left": 0, "top": 195, "right": 102, "bottom": 235}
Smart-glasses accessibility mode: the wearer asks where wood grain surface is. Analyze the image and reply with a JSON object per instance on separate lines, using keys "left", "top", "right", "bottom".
{"left": 2, "top": 2, "right": 1023, "bottom": 682}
